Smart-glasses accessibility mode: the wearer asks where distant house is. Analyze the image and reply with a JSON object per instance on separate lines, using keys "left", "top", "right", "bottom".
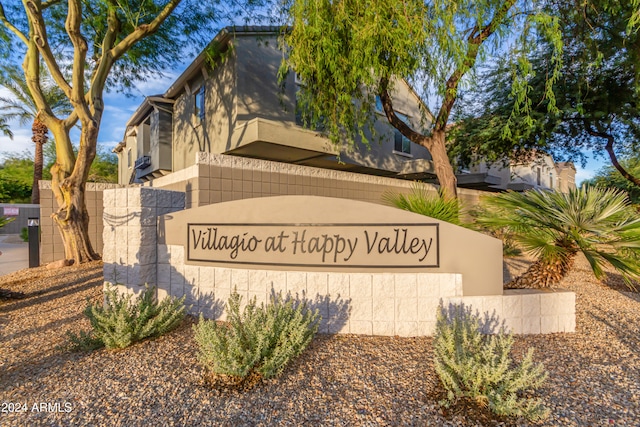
{"left": 465, "top": 154, "right": 576, "bottom": 193}
{"left": 113, "top": 26, "right": 437, "bottom": 186}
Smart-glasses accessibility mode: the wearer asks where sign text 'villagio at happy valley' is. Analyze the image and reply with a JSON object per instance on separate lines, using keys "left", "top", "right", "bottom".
{"left": 187, "top": 223, "right": 439, "bottom": 268}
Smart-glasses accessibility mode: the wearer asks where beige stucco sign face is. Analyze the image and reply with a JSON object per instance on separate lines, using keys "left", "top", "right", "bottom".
{"left": 187, "top": 223, "right": 439, "bottom": 268}
{"left": 159, "top": 195, "right": 504, "bottom": 295}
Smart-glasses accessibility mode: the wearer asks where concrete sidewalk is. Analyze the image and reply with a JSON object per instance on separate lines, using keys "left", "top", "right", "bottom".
{"left": 0, "top": 234, "right": 29, "bottom": 276}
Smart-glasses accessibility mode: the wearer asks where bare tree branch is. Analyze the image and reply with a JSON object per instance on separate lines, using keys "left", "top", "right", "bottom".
{"left": 435, "top": 0, "right": 517, "bottom": 130}
{"left": 41, "top": 0, "right": 62, "bottom": 9}
{"left": 110, "top": 0, "right": 182, "bottom": 61}
{"left": 587, "top": 126, "right": 640, "bottom": 188}
{"left": 0, "top": 2, "right": 29, "bottom": 45}
{"left": 65, "top": 0, "right": 92, "bottom": 122}
{"left": 23, "top": 0, "right": 74, "bottom": 99}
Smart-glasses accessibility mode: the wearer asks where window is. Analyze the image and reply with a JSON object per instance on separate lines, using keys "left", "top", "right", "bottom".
{"left": 394, "top": 131, "right": 411, "bottom": 154}
{"left": 550, "top": 172, "right": 554, "bottom": 189}
{"left": 127, "top": 149, "right": 132, "bottom": 168}
{"left": 194, "top": 85, "right": 205, "bottom": 121}
{"left": 536, "top": 167, "right": 541, "bottom": 186}
{"left": 393, "top": 112, "right": 412, "bottom": 155}
{"left": 375, "top": 95, "right": 384, "bottom": 113}
{"left": 374, "top": 96, "right": 413, "bottom": 155}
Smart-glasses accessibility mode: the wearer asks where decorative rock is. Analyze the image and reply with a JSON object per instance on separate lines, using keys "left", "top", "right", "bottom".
{"left": 46, "top": 259, "right": 74, "bottom": 269}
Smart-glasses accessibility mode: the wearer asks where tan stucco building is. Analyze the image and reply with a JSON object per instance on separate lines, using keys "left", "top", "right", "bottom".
{"left": 114, "top": 26, "right": 436, "bottom": 185}
{"left": 467, "top": 154, "right": 576, "bottom": 193}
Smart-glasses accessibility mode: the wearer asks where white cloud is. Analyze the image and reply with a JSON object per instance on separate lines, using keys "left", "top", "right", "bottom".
{"left": 131, "top": 70, "right": 183, "bottom": 96}
{"left": 0, "top": 122, "right": 34, "bottom": 159}
{"left": 97, "top": 139, "right": 120, "bottom": 152}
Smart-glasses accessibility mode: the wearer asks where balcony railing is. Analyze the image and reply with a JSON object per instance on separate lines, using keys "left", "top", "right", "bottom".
{"left": 134, "top": 155, "right": 151, "bottom": 170}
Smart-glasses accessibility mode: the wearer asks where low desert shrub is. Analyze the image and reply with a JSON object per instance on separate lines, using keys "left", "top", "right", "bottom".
{"left": 68, "top": 284, "right": 186, "bottom": 350}
{"left": 434, "top": 304, "right": 548, "bottom": 421}
{"left": 193, "top": 291, "right": 320, "bottom": 388}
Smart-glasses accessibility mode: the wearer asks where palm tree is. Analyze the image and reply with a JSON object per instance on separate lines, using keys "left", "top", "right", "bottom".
{"left": 383, "top": 184, "right": 465, "bottom": 226}
{"left": 478, "top": 187, "right": 640, "bottom": 289}
{"left": 0, "top": 115, "right": 12, "bottom": 139}
{"left": 0, "top": 66, "right": 71, "bottom": 204}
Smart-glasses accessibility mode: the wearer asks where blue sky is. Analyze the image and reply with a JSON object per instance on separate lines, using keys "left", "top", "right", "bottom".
{"left": 0, "top": 62, "right": 605, "bottom": 185}
{"left": 0, "top": 66, "right": 183, "bottom": 157}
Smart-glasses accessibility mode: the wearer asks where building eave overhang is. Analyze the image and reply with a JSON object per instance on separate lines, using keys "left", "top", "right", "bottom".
{"left": 125, "top": 96, "right": 176, "bottom": 128}
{"left": 112, "top": 141, "right": 126, "bottom": 154}
{"left": 164, "top": 26, "right": 285, "bottom": 100}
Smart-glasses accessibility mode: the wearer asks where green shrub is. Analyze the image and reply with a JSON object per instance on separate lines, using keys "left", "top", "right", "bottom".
{"left": 434, "top": 304, "right": 548, "bottom": 421}
{"left": 65, "top": 329, "right": 104, "bottom": 351}
{"left": 193, "top": 291, "right": 320, "bottom": 388}
{"left": 68, "top": 284, "right": 186, "bottom": 350}
{"left": 383, "top": 184, "right": 465, "bottom": 226}
{"left": 20, "top": 227, "right": 28, "bottom": 242}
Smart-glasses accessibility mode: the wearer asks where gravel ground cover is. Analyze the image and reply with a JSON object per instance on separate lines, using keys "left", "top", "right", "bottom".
{"left": 1, "top": 256, "right": 639, "bottom": 426}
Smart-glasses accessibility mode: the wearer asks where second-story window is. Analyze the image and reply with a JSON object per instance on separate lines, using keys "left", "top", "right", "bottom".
{"left": 393, "top": 112, "right": 412, "bottom": 155}
{"left": 394, "top": 130, "right": 411, "bottom": 155}
{"left": 375, "top": 96, "right": 413, "bottom": 155}
{"left": 194, "top": 85, "right": 205, "bottom": 121}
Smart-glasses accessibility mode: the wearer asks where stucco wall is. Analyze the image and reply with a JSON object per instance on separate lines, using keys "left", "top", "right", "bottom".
{"left": 172, "top": 52, "right": 237, "bottom": 171}
{"left": 147, "top": 152, "right": 482, "bottom": 211}
{"left": 165, "top": 32, "right": 434, "bottom": 179}
{"left": 509, "top": 154, "right": 557, "bottom": 189}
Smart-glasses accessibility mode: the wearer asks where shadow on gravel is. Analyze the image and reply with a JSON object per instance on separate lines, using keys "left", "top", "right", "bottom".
{"left": 588, "top": 306, "right": 640, "bottom": 356}
{"left": 0, "top": 312, "right": 85, "bottom": 342}
{"left": 0, "top": 349, "right": 95, "bottom": 394}
{"left": 600, "top": 271, "right": 640, "bottom": 296}
{"left": 0, "top": 271, "right": 102, "bottom": 314}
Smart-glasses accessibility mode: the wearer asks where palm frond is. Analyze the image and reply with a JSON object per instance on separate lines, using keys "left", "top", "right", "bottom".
{"left": 383, "top": 184, "right": 465, "bottom": 226}
{"left": 478, "top": 186, "right": 640, "bottom": 288}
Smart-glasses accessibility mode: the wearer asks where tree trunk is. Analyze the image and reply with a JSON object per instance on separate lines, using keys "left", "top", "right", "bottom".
{"left": 429, "top": 130, "right": 458, "bottom": 199}
{"left": 378, "top": 81, "right": 458, "bottom": 199}
{"left": 506, "top": 253, "right": 576, "bottom": 289}
{"left": 31, "top": 119, "right": 48, "bottom": 204}
{"left": 51, "top": 180, "right": 98, "bottom": 263}
{"left": 49, "top": 124, "right": 100, "bottom": 264}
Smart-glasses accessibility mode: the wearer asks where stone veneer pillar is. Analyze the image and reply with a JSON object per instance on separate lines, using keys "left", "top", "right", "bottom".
{"left": 103, "top": 187, "right": 185, "bottom": 293}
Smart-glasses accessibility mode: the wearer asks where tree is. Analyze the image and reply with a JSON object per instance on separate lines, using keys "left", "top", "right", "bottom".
{"left": 0, "top": 65, "right": 71, "bottom": 203}
{"left": 586, "top": 156, "right": 640, "bottom": 205}
{"left": 86, "top": 145, "right": 118, "bottom": 183}
{"left": 478, "top": 187, "right": 640, "bottom": 289}
{"left": 282, "top": 0, "right": 562, "bottom": 199}
{"left": 0, "top": 152, "right": 34, "bottom": 202}
{"left": 0, "top": 0, "right": 252, "bottom": 263}
{"left": 451, "top": 0, "right": 640, "bottom": 186}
